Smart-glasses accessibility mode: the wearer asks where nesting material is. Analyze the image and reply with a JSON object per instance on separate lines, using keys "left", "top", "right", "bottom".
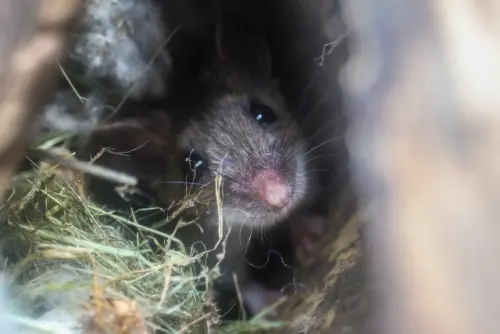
{"left": 38, "top": 90, "right": 108, "bottom": 137}
{"left": 70, "top": 0, "right": 172, "bottom": 98}
{"left": 0, "top": 153, "right": 214, "bottom": 333}
{"left": 37, "top": 0, "right": 174, "bottom": 139}
{"left": 0, "top": 0, "right": 350, "bottom": 332}
{"left": 0, "top": 143, "right": 288, "bottom": 333}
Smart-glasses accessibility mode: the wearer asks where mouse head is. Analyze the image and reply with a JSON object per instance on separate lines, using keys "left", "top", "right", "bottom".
{"left": 177, "top": 20, "right": 314, "bottom": 228}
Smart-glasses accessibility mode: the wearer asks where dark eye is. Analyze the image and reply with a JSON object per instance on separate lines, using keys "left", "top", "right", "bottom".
{"left": 183, "top": 151, "right": 207, "bottom": 183}
{"left": 249, "top": 100, "right": 277, "bottom": 125}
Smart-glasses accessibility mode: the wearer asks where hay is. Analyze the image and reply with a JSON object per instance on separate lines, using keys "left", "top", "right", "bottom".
{"left": 1, "top": 153, "right": 210, "bottom": 333}
{"left": 0, "top": 139, "right": 286, "bottom": 334}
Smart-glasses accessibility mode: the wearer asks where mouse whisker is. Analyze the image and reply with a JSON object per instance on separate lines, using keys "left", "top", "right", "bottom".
{"left": 304, "top": 116, "right": 344, "bottom": 142}
{"left": 303, "top": 153, "right": 337, "bottom": 165}
{"left": 272, "top": 118, "right": 293, "bottom": 166}
{"left": 276, "top": 114, "right": 301, "bottom": 161}
{"left": 309, "top": 169, "right": 334, "bottom": 173}
{"left": 276, "top": 136, "right": 299, "bottom": 157}
{"left": 300, "top": 87, "right": 334, "bottom": 127}
{"left": 278, "top": 66, "right": 322, "bottom": 151}
{"left": 296, "top": 67, "right": 322, "bottom": 118}
{"left": 260, "top": 220, "right": 267, "bottom": 244}
{"left": 240, "top": 221, "right": 252, "bottom": 253}
{"left": 302, "top": 137, "right": 343, "bottom": 158}
{"left": 156, "top": 180, "right": 205, "bottom": 187}
{"left": 281, "top": 144, "right": 305, "bottom": 163}
{"left": 207, "top": 166, "right": 254, "bottom": 193}
{"left": 185, "top": 175, "right": 210, "bottom": 196}
{"left": 276, "top": 81, "right": 317, "bottom": 161}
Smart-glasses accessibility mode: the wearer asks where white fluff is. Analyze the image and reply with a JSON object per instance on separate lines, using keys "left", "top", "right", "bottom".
{"left": 0, "top": 275, "right": 19, "bottom": 334}
{"left": 39, "top": 90, "right": 108, "bottom": 136}
{"left": 38, "top": 0, "right": 172, "bottom": 137}
{"left": 0, "top": 270, "right": 94, "bottom": 334}
{"left": 71, "top": 0, "right": 172, "bottom": 98}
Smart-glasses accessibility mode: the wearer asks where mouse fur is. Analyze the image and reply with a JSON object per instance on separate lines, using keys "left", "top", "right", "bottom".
{"left": 178, "top": 90, "right": 313, "bottom": 229}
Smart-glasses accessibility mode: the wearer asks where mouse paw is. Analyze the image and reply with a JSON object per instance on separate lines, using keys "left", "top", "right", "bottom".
{"left": 290, "top": 215, "right": 327, "bottom": 264}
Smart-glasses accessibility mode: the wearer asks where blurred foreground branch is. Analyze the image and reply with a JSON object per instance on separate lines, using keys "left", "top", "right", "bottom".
{"left": 343, "top": 0, "right": 500, "bottom": 333}
{"left": 0, "top": 0, "right": 83, "bottom": 201}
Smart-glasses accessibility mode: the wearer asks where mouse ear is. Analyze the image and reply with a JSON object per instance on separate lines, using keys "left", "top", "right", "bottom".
{"left": 214, "top": 13, "right": 272, "bottom": 85}
{"left": 83, "top": 112, "right": 176, "bottom": 163}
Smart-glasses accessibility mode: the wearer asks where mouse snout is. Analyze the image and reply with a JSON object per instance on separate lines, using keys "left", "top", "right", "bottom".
{"left": 252, "top": 169, "right": 291, "bottom": 209}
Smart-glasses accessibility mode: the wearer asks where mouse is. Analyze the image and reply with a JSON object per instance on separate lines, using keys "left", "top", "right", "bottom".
{"left": 170, "top": 12, "right": 324, "bottom": 318}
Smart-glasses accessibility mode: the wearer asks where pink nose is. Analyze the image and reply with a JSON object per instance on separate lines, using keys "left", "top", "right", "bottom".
{"left": 252, "top": 169, "right": 291, "bottom": 209}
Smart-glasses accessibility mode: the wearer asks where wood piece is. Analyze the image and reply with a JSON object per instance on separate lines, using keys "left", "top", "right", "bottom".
{"left": 343, "top": 0, "right": 500, "bottom": 333}
{"left": 0, "top": 0, "right": 84, "bottom": 201}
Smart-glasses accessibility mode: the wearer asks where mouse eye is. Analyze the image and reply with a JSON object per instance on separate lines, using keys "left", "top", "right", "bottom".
{"left": 249, "top": 100, "right": 277, "bottom": 125}
{"left": 183, "top": 151, "right": 207, "bottom": 183}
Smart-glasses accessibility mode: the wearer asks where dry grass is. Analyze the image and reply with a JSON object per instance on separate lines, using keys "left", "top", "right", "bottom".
{"left": 1, "top": 150, "right": 211, "bottom": 333}
{"left": 0, "top": 137, "right": 286, "bottom": 334}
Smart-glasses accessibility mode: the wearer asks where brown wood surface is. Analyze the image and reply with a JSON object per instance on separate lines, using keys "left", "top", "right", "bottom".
{"left": 0, "top": 0, "right": 83, "bottom": 202}
{"left": 274, "top": 180, "right": 364, "bottom": 334}
{"left": 274, "top": 0, "right": 500, "bottom": 333}
{"left": 344, "top": 0, "right": 500, "bottom": 333}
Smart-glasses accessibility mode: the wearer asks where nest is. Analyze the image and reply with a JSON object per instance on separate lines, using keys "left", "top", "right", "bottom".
{"left": 0, "top": 140, "right": 287, "bottom": 334}
{"left": 0, "top": 0, "right": 354, "bottom": 332}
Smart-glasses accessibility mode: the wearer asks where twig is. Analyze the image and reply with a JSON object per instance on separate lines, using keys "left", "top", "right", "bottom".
{"left": 27, "top": 147, "right": 138, "bottom": 186}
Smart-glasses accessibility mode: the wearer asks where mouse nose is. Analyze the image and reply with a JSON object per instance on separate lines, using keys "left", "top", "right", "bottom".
{"left": 252, "top": 169, "right": 291, "bottom": 209}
